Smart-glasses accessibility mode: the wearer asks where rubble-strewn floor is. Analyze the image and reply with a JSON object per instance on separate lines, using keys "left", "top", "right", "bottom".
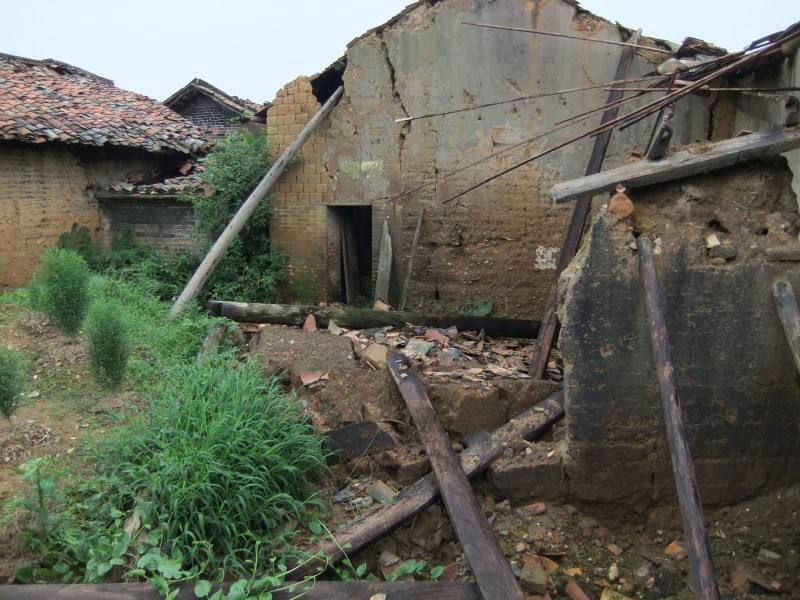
{"left": 316, "top": 470, "right": 800, "bottom": 599}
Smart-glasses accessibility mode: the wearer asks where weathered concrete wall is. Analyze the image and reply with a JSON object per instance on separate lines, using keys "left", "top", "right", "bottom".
{"left": 558, "top": 158, "right": 800, "bottom": 509}
{"left": 0, "top": 141, "right": 165, "bottom": 288}
{"left": 268, "top": 0, "right": 708, "bottom": 313}
{"left": 99, "top": 198, "right": 201, "bottom": 252}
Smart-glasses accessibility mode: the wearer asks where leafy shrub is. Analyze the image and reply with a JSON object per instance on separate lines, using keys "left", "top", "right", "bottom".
{"left": 0, "top": 346, "right": 24, "bottom": 418}
{"left": 37, "top": 248, "right": 91, "bottom": 336}
{"left": 57, "top": 223, "right": 99, "bottom": 267}
{"left": 94, "top": 355, "right": 328, "bottom": 575}
{"left": 180, "top": 130, "right": 285, "bottom": 303}
{"left": 84, "top": 298, "right": 130, "bottom": 387}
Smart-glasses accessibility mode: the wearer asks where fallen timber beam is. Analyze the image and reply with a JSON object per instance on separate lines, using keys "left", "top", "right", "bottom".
{"left": 528, "top": 29, "right": 643, "bottom": 378}
{"left": 771, "top": 280, "right": 800, "bottom": 374}
{"left": 168, "top": 86, "right": 344, "bottom": 319}
{"left": 207, "top": 301, "right": 541, "bottom": 338}
{"left": 292, "top": 389, "right": 564, "bottom": 578}
{"left": 552, "top": 129, "right": 800, "bottom": 204}
{"left": 637, "top": 236, "right": 720, "bottom": 600}
{"left": 0, "top": 580, "right": 480, "bottom": 600}
{"left": 388, "top": 354, "right": 526, "bottom": 600}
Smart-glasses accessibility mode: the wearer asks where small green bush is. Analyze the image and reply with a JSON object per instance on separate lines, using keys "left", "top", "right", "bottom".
{"left": 38, "top": 248, "right": 91, "bottom": 336}
{"left": 84, "top": 298, "right": 130, "bottom": 387}
{"left": 94, "top": 355, "right": 328, "bottom": 575}
{"left": 0, "top": 346, "right": 24, "bottom": 418}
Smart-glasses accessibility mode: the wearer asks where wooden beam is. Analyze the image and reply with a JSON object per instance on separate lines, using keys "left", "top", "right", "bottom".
{"left": 207, "top": 301, "right": 542, "bottom": 338}
{"left": 772, "top": 280, "right": 800, "bottom": 374}
{"left": 0, "top": 581, "right": 480, "bottom": 600}
{"left": 374, "top": 219, "right": 393, "bottom": 304}
{"left": 388, "top": 354, "right": 526, "bottom": 600}
{"left": 196, "top": 322, "right": 228, "bottom": 364}
{"left": 637, "top": 236, "right": 720, "bottom": 600}
{"left": 528, "top": 30, "right": 643, "bottom": 378}
{"left": 399, "top": 207, "right": 425, "bottom": 310}
{"left": 292, "top": 390, "right": 564, "bottom": 577}
{"left": 168, "top": 87, "right": 344, "bottom": 319}
{"left": 552, "top": 129, "right": 800, "bottom": 204}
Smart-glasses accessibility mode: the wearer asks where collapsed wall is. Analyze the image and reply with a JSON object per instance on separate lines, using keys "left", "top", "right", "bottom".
{"left": 558, "top": 157, "right": 800, "bottom": 509}
{"left": 267, "top": 0, "right": 708, "bottom": 314}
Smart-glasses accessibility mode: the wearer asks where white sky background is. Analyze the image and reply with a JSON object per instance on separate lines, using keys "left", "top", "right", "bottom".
{"left": 2, "top": 1, "right": 798, "bottom": 104}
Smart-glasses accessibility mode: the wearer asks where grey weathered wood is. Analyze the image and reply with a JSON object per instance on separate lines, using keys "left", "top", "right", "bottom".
{"left": 552, "top": 129, "right": 800, "bottom": 204}
{"left": 374, "top": 219, "right": 392, "bottom": 304}
{"left": 168, "top": 86, "right": 344, "bottom": 319}
{"left": 292, "top": 390, "right": 564, "bottom": 578}
{"left": 207, "top": 301, "right": 542, "bottom": 338}
{"left": 529, "top": 29, "right": 643, "bottom": 378}
{"left": 637, "top": 236, "right": 720, "bottom": 600}
{"left": 772, "top": 280, "right": 800, "bottom": 374}
{"left": 399, "top": 207, "right": 425, "bottom": 310}
{"left": 196, "top": 322, "right": 228, "bottom": 364}
{"left": 388, "top": 354, "right": 526, "bottom": 600}
{"left": 0, "top": 581, "right": 481, "bottom": 600}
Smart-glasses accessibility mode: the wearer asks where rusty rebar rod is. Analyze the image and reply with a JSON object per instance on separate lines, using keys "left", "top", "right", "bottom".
{"left": 637, "top": 236, "right": 720, "bottom": 600}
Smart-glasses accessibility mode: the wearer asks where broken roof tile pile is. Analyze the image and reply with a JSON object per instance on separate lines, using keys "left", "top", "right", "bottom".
{"left": 107, "top": 161, "right": 211, "bottom": 197}
{"left": 0, "top": 52, "right": 207, "bottom": 154}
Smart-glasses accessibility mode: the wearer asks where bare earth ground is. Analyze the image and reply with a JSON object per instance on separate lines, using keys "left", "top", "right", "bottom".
{"left": 1, "top": 304, "right": 798, "bottom": 598}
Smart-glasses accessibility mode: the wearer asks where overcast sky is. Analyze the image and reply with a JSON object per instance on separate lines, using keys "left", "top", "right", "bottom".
{"left": 2, "top": 1, "right": 797, "bottom": 104}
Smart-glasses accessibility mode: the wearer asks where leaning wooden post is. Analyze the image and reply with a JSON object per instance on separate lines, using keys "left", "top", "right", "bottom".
{"left": 637, "top": 236, "right": 720, "bottom": 600}
{"left": 388, "top": 354, "right": 526, "bottom": 600}
{"left": 771, "top": 280, "right": 800, "bottom": 374}
{"left": 528, "top": 29, "right": 642, "bottom": 378}
{"left": 168, "top": 86, "right": 344, "bottom": 319}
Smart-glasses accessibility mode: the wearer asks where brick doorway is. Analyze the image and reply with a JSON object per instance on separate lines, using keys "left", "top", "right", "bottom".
{"left": 328, "top": 205, "right": 372, "bottom": 303}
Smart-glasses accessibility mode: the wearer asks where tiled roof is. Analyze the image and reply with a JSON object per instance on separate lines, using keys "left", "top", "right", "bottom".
{"left": 0, "top": 52, "right": 207, "bottom": 154}
{"left": 164, "top": 78, "right": 269, "bottom": 120}
{"left": 104, "top": 161, "right": 211, "bottom": 197}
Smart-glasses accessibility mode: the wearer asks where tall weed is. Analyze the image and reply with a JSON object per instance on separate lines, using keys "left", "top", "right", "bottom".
{"left": 94, "top": 355, "right": 328, "bottom": 575}
{"left": 0, "top": 346, "right": 24, "bottom": 418}
{"left": 84, "top": 298, "right": 130, "bottom": 387}
{"left": 38, "top": 248, "right": 91, "bottom": 336}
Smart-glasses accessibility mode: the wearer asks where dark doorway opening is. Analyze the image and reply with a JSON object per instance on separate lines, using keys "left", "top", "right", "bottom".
{"left": 329, "top": 205, "right": 372, "bottom": 303}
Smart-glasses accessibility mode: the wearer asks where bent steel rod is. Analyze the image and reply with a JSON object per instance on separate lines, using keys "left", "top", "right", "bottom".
{"left": 637, "top": 236, "right": 720, "bottom": 600}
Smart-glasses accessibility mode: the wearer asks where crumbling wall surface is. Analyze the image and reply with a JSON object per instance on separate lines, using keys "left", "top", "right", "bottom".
{"left": 99, "top": 199, "right": 201, "bottom": 252}
{"left": 268, "top": 0, "right": 708, "bottom": 311}
{"left": 558, "top": 157, "right": 800, "bottom": 510}
{"left": 0, "top": 141, "right": 163, "bottom": 288}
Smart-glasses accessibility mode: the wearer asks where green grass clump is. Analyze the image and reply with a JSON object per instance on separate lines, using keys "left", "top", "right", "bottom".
{"left": 94, "top": 355, "right": 328, "bottom": 575}
{"left": 84, "top": 298, "right": 130, "bottom": 387}
{"left": 37, "top": 248, "right": 91, "bottom": 336}
{"left": 0, "top": 346, "right": 24, "bottom": 418}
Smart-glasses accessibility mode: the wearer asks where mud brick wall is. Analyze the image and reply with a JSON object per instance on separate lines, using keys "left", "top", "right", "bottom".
{"left": 266, "top": 0, "right": 709, "bottom": 312}
{"left": 0, "top": 141, "right": 164, "bottom": 288}
{"left": 558, "top": 158, "right": 800, "bottom": 509}
{"left": 99, "top": 199, "right": 201, "bottom": 252}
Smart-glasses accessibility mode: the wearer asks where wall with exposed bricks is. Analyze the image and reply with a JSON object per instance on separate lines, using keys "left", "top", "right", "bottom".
{"left": 0, "top": 141, "right": 169, "bottom": 288}
{"left": 266, "top": 0, "right": 708, "bottom": 310}
{"left": 178, "top": 95, "right": 240, "bottom": 141}
{"left": 99, "top": 198, "right": 201, "bottom": 253}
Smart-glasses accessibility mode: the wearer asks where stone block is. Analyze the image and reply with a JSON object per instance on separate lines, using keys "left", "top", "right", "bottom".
{"left": 424, "top": 382, "right": 505, "bottom": 440}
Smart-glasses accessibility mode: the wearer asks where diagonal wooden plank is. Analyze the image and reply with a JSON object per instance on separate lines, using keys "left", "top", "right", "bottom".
{"left": 528, "top": 30, "right": 643, "bottom": 378}
{"left": 637, "top": 236, "right": 720, "bottom": 600}
{"left": 388, "top": 354, "right": 526, "bottom": 600}
{"left": 168, "top": 87, "right": 344, "bottom": 319}
{"left": 291, "top": 390, "right": 564, "bottom": 578}
{"left": 552, "top": 129, "right": 800, "bottom": 204}
{"left": 772, "top": 279, "right": 800, "bottom": 374}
